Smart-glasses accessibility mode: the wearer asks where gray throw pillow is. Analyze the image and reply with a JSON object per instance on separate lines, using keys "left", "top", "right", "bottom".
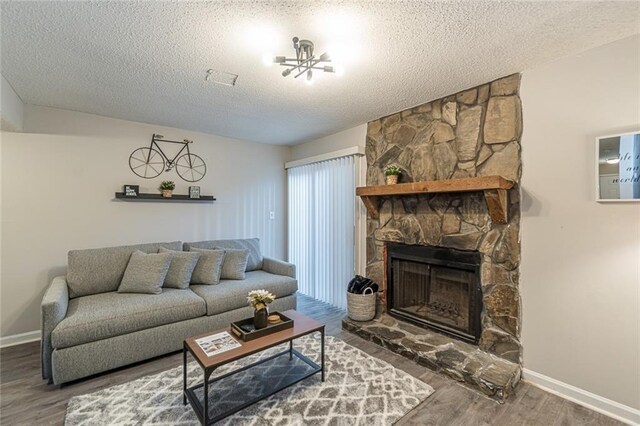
{"left": 216, "top": 248, "right": 249, "bottom": 280}
{"left": 158, "top": 247, "right": 200, "bottom": 289}
{"left": 190, "top": 248, "right": 225, "bottom": 285}
{"left": 118, "top": 250, "right": 173, "bottom": 295}
{"left": 183, "top": 238, "right": 263, "bottom": 271}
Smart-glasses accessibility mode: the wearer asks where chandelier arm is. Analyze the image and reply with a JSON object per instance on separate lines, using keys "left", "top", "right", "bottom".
{"left": 280, "top": 60, "right": 331, "bottom": 69}
{"left": 293, "top": 63, "right": 313, "bottom": 78}
{"left": 284, "top": 59, "right": 330, "bottom": 65}
{"left": 295, "top": 47, "right": 301, "bottom": 63}
{"left": 293, "top": 59, "right": 320, "bottom": 79}
{"left": 292, "top": 66, "right": 309, "bottom": 79}
{"left": 284, "top": 56, "right": 316, "bottom": 75}
{"left": 279, "top": 57, "right": 331, "bottom": 65}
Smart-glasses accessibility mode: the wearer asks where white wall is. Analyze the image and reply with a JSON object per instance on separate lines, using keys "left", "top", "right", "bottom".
{"left": 1, "top": 105, "right": 289, "bottom": 337}
{"left": 290, "top": 124, "right": 367, "bottom": 160}
{"left": 520, "top": 34, "right": 640, "bottom": 410}
{"left": 0, "top": 74, "right": 24, "bottom": 131}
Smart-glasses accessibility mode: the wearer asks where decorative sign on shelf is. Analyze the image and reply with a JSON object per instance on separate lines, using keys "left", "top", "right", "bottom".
{"left": 129, "top": 133, "right": 207, "bottom": 182}
{"left": 189, "top": 186, "right": 201, "bottom": 199}
{"left": 123, "top": 185, "right": 139, "bottom": 197}
{"left": 596, "top": 130, "right": 640, "bottom": 202}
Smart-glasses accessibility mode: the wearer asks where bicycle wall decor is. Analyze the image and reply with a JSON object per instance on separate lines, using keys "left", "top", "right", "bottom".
{"left": 129, "top": 134, "right": 207, "bottom": 182}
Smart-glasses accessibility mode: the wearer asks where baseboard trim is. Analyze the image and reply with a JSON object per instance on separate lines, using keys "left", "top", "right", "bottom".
{"left": 0, "top": 330, "right": 40, "bottom": 348}
{"left": 523, "top": 368, "right": 640, "bottom": 425}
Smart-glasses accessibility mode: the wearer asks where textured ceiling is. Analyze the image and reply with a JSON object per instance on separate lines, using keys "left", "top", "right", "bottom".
{"left": 1, "top": 1, "right": 639, "bottom": 145}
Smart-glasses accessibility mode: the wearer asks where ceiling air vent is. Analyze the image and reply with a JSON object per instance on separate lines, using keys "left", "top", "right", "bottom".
{"left": 205, "top": 69, "right": 238, "bottom": 86}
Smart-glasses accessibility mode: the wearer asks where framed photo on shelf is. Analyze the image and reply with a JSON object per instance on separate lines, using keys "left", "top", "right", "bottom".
{"left": 595, "top": 131, "right": 640, "bottom": 202}
{"left": 123, "top": 185, "right": 139, "bottom": 197}
{"left": 189, "top": 186, "right": 201, "bottom": 199}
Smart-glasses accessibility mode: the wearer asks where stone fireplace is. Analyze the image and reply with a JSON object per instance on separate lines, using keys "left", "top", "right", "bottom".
{"left": 343, "top": 74, "right": 523, "bottom": 401}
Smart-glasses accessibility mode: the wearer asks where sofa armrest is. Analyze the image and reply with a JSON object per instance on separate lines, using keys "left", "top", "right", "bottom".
{"left": 262, "top": 257, "right": 296, "bottom": 279}
{"left": 41, "top": 276, "right": 69, "bottom": 380}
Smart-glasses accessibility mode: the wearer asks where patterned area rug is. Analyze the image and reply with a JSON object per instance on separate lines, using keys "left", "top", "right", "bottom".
{"left": 65, "top": 335, "right": 434, "bottom": 425}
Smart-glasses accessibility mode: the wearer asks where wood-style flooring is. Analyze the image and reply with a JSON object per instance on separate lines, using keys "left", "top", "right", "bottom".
{"left": 0, "top": 294, "right": 622, "bottom": 425}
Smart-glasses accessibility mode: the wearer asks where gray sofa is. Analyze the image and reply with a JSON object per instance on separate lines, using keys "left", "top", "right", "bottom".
{"left": 41, "top": 238, "right": 297, "bottom": 385}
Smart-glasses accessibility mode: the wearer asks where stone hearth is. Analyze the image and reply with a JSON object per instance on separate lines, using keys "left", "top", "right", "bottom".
{"left": 344, "top": 74, "right": 523, "bottom": 400}
{"left": 343, "top": 314, "right": 521, "bottom": 402}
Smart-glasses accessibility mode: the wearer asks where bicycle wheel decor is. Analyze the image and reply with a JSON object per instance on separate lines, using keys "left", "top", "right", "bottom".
{"left": 176, "top": 153, "right": 207, "bottom": 182}
{"left": 128, "top": 134, "right": 208, "bottom": 182}
{"left": 129, "top": 147, "right": 166, "bottom": 179}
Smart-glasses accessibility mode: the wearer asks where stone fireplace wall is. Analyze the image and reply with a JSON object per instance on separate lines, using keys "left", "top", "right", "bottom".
{"left": 364, "top": 74, "right": 523, "bottom": 364}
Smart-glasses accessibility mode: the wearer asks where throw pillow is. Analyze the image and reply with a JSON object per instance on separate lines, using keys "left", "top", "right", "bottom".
{"left": 118, "top": 250, "right": 173, "bottom": 295}
{"left": 190, "top": 248, "right": 225, "bottom": 285}
{"left": 158, "top": 247, "right": 200, "bottom": 289}
{"left": 216, "top": 248, "right": 249, "bottom": 280}
{"left": 182, "top": 238, "right": 263, "bottom": 271}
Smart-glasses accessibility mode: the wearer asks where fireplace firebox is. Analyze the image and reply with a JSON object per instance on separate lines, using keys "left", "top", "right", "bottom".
{"left": 386, "top": 243, "right": 482, "bottom": 344}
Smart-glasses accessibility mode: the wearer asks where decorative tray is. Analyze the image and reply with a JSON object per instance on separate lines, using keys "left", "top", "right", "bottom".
{"left": 230, "top": 312, "right": 294, "bottom": 342}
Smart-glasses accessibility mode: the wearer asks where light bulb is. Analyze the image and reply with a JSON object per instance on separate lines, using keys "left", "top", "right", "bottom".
{"left": 262, "top": 53, "right": 274, "bottom": 67}
{"left": 305, "top": 70, "right": 314, "bottom": 85}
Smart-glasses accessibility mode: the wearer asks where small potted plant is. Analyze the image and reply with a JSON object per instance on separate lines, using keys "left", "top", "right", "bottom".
{"left": 247, "top": 289, "right": 276, "bottom": 329}
{"left": 384, "top": 164, "right": 401, "bottom": 185}
{"left": 159, "top": 180, "right": 175, "bottom": 198}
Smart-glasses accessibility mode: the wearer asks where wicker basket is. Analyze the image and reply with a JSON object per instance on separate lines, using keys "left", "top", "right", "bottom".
{"left": 347, "top": 288, "right": 377, "bottom": 321}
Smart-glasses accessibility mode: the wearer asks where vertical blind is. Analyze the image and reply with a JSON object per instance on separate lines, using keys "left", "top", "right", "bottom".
{"left": 288, "top": 155, "right": 356, "bottom": 310}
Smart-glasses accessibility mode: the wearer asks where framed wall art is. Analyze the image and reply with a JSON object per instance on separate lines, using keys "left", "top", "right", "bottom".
{"left": 123, "top": 185, "right": 139, "bottom": 197}
{"left": 189, "top": 186, "right": 201, "bottom": 199}
{"left": 595, "top": 131, "right": 640, "bottom": 202}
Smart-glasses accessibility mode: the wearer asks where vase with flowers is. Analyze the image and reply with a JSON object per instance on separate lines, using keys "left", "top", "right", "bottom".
{"left": 247, "top": 289, "right": 276, "bottom": 329}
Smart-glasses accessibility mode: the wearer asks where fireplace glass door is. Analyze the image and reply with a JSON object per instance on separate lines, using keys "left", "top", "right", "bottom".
{"left": 391, "top": 260, "right": 473, "bottom": 332}
{"left": 386, "top": 244, "right": 482, "bottom": 344}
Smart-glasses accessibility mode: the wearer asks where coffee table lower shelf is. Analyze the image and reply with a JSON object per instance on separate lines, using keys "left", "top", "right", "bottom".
{"left": 184, "top": 348, "right": 321, "bottom": 425}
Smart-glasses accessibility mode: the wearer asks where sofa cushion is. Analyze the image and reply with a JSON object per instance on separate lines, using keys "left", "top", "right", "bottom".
{"left": 159, "top": 247, "right": 200, "bottom": 289}
{"left": 184, "top": 238, "right": 263, "bottom": 271}
{"left": 51, "top": 289, "right": 206, "bottom": 349}
{"left": 218, "top": 248, "right": 249, "bottom": 280}
{"left": 190, "top": 270, "right": 297, "bottom": 316}
{"left": 118, "top": 251, "right": 173, "bottom": 295}
{"left": 190, "top": 248, "right": 225, "bottom": 285}
{"left": 66, "top": 241, "right": 182, "bottom": 298}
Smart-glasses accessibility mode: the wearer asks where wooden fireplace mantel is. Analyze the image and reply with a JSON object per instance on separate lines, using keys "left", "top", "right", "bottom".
{"left": 356, "top": 176, "right": 514, "bottom": 224}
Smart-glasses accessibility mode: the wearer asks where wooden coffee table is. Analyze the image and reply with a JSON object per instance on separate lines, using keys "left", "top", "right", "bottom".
{"left": 182, "top": 310, "right": 325, "bottom": 425}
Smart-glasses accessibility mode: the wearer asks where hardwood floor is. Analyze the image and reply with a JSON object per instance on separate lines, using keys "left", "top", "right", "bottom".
{"left": 0, "top": 294, "right": 622, "bottom": 425}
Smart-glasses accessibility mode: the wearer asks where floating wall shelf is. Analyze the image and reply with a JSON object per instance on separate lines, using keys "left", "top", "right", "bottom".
{"left": 115, "top": 192, "right": 216, "bottom": 202}
{"left": 356, "top": 176, "right": 514, "bottom": 224}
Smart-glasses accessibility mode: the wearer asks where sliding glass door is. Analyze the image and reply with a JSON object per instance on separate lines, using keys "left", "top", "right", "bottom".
{"left": 288, "top": 154, "right": 362, "bottom": 309}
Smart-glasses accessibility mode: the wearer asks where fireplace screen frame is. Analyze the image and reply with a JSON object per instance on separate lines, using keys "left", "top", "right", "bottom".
{"left": 386, "top": 243, "right": 483, "bottom": 344}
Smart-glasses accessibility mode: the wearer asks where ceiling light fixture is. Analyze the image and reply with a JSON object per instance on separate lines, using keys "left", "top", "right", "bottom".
{"left": 273, "top": 37, "right": 335, "bottom": 82}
